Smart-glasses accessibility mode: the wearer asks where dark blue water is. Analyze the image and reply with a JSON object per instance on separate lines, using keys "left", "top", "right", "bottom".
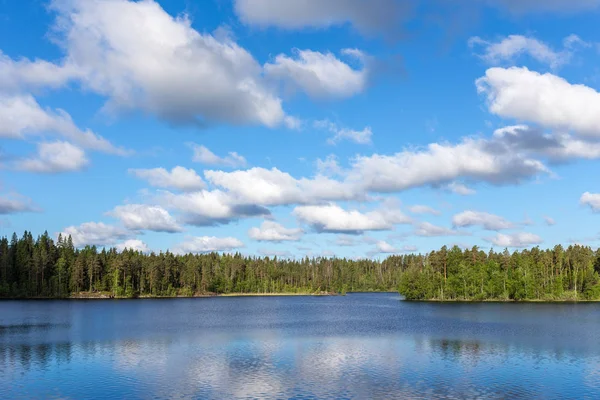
{"left": 1, "top": 293, "right": 599, "bottom": 399}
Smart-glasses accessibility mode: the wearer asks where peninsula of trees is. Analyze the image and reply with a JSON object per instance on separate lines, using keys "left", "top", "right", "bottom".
{"left": 1, "top": 231, "right": 600, "bottom": 301}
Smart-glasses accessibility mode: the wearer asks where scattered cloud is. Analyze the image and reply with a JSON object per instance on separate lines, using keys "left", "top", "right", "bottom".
{"left": 477, "top": 67, "right": 600, "bottom": 138}
{"left": 189, "top": 144, "right": 247, "bottom": 168}
{"left": 315, "top": 120, "right": 372, "bottom": 145}
{"left": 544, "top": 216, "right": 556, "bottom": 226}
{"left": 265, "top": 49, "right": 368, "bottom": 99}
{"left": 159, "top": 189, "right": 270, "bottom": 226}
{"left": 446, "top": 182, "right": 476, "bottom": 195}
{"left": 581, "top": 192, "right": 600, "bottom": 212}
{"left": 171, "top": 236, "right": 244, "bottom": 254}
{"left": 60, "top": 222, "right": 132, "bottom": 247}
{"left": 468, "top": 34, "right": 588, "bottom": 69}
{"left": 129, "top": 166, "right": 206, "bottom": 192}
{"left": 414, "top": 222, "right": 466, "bottom": 237}
{"left": 108, "top": 204, "right": 182, "bottom": 233}
{"left": 294, "top": 202, "right": 411, "bottom": 234}
{"left": 16, "top": 141, "right": 88, "bottom": 173}
{"left": 39, "top": 0, "right": 288, "bottom": 128}
{"left": 248, "top": 221, "right": 304, "bottom": 242}
{"left": 0, "top": 94, "right": 126, "bottom": 155}
{"left": 485, "top": 232, "right": 543, "bottom": 248}
{"left": 115, "top": 239, "right": 151, "bottom": 253}
{"left": 0, "top": 193, "right": 37, "bottom": 214}
{"left": 409, "top": 205, "right": 441, "bottom": 216}
{"left": 452, "top": 210, "right": 515, "bottom": 230}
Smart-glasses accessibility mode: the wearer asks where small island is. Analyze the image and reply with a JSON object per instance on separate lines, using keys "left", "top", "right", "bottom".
{"left": 2, "top": 231, "right": 599, "bottom": 302}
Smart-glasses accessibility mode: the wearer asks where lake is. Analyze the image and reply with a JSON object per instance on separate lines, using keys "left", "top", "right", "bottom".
{"left": 1, "top": 293, "right": 599, "bottom": 399}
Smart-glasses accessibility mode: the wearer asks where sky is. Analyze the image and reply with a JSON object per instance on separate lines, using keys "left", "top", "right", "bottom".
{"left": 2, "top": 0, "right": 600, "bottom": 259}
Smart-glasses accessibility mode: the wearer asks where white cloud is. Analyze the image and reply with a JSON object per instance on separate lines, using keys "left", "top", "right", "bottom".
{"left": 452, "top": 210, "right": 515, "bottom": 230}
{"left": 446, "top": 182, "right": 476, "bottom": 195}
{"left": 477, "top": 67, "right": 600, "bottom": 138}
{"left": 234, "top": 0, "right": 406, "bottom": 36}
{"left": 44, "top": 0, "right": 286, "bottom": 127}
{"left": 414, "top": 222, "right": 466, "bottom": 237}
{"left": 258, "top": 249, "right": 293, "bottom": 258}
{"left": 265, "top": 49, "right": 368, "bottom": 99}
{"left": 486, "top": 232, "right": 543, "bottom": 248}
{"left": 408, "top": 205, "right": 441, "bottom": 216}
{"left": 316, "top": 155, "right": 344, "bottom": 177}
{"left": 129, "top": 166, "right": 205, "bottom": 192}
{"left": 544, "top": 216, "right": 556, "bottom": 226}
{"left": 294, "top": 203, "right": 411, "bottom": 233}
{"left": 60, "top": 222, "right": 131, "bottom": 247}
{"left": 371, "top": 241, "right": 417, "bottom": 255}
{"left": 205, "top": 167, "right": 359, "bottom": 206}
{"left": 0, "top": 51, "right": 80, "bottom": 93}
{"left": 0, "top": 193, "right": 36, "bottom": 214}
{"left": 315, "top": 120, "right": 372, "bottom": 145}
{"left": 115, "top": 239, "right": 151, "bottom": 253}
{"left": 468, "top": 34, "right": 587, "bottom": 69}
{"left": 16, "top": 141, "right": 88, "bottom": 173}
{"left": 159, "top": 189, "right": 270, "bottom": 226}
{"left": 108, "top": 204, "right": 182, "bottom": 233}
{"left": 0, "top": 94, "right": 126, "bottom": 154}
{"left": 347, "top": 136, "right": 548, "bottom": 192}
{"left": 171, "top": 236, "right": 244, "bottom": 254}
{"left": 581, "top": 192, "right": 600, "bottom": 212}
{"left": 190, "top": 144, "right": 247, "bottom": 168}
{"left": 248, "top": 221, "right": 303, "bottom": 242}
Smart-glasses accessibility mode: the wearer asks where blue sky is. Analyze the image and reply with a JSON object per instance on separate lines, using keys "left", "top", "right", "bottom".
{"left": 2, "top": 0, "right": 600, "bottom": 258}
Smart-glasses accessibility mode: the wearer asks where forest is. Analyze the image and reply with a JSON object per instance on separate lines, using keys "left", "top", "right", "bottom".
{"left": 1, "top": 231, "right": 600, "bottom": 301}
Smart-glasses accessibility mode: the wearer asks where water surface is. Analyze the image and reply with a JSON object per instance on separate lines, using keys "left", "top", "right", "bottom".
{"left": 1, "top": 293, "right": 599, "bottom": 399}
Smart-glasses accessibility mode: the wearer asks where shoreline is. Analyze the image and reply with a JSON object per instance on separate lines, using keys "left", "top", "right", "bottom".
{"left": 0, "top": 291, "right": 340, "bottom": 300}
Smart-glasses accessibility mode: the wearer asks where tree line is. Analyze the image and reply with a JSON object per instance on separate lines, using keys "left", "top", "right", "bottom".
{"left": 1, "top": 231, "right": 599, "bottom": 300}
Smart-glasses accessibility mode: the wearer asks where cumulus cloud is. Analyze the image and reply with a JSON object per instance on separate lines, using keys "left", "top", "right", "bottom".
{"left": 115, "top": 239, "right": 151, "bottom": 253}
{"left": 581, "top": 192, "right": 600, "bottom": 212}
{"left": 159, "top": 189, "right": 270, "bottom": 226}
{"left": 0, "top": 193, "right": 36, "bottom": 214}
{"left": 409, "top": 205, "right": 441, "bottom": 216}
{"left": 544, "top": 216, "right": 556, "bottom": 226}
{"left": 486, "top": 232, "right": 543, "bottom": 248}
{"left": 347, "top": 136, "right": 548, "bottom": 193}
{"left": 234, "top": 0, "right": 408, "bottom": 36}
{"left": 248, "top": 221, "right": 303, "bottom": 242}
{"left": 315, "top": 120, "right": 372, "bottom": 145}
{"left": 492, "top": 125, "right": 600, "bottom": 162}
{"left": 0, "top": 94, "right": 126, "bottom": 154}
{"left": 205, "top": 167, "right": 359, "bottom": 206}
{"left": 477, "top": 67, "right": 600, "bottom": 138}
{"left": 129, "top": 166, "right": 205, "bottom": 192}
{"left": 108, "top": 204, "right": 182, "bottom": 233}
{"left": 265, "top": 49, "right": 368, "bottom": 99}
{"left": 171, "top": 236, "right": 244, "bottom": 254}
{"left": 16, "top": 141, "right": 88, "bottom": 173}
{"left": 414, "top": 222, "right": 466, "bottom": 237}
{"left": 60, "top": 222, "right": 132, "bottom": 247}
{"left": 468, "top": 34, "right": 587, "bottom": 69}
{"left": 452, "top": 210, "right": 515, "bottom": 230}
{"left": 294, "top": 202, "right": 411, "bottom": 233}
{"left": 189, "top": 144, "right": 247, "bottom": 168}
{"left": 38, "top": 0, "right": 286, "bottom": 128}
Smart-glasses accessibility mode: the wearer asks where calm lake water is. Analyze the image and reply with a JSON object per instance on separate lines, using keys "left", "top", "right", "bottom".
{"left": 1, "top": 293, "right": 599, "bottom": 399}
